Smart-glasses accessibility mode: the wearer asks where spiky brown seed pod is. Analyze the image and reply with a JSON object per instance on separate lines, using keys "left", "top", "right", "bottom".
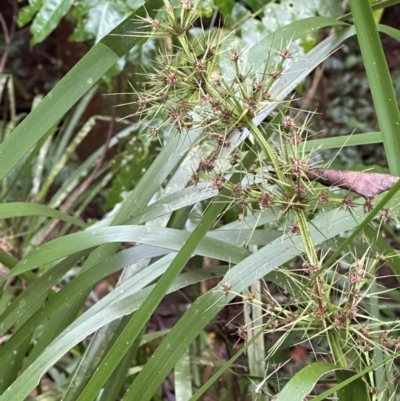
{"left": 263, "top": 91, "right": 271, "bottom": 100}
{"left": 270, "top": 69, "right": 282, "bottom": 79}
{"left": 217, "top": 135, "right": 230, "bottom": 147}
{"left": 230, "top": 151, "right": 240, "bottom": 165}
{"left": 194, "top": 60, "right": 205, "bottom": 71}
{"left": 246, "top": 97, "right": 258, "bottom": 111}
{"left": 211, "top": 173, "right": 225, "bottom": 189}
{"left": 258, "top": 192, "right": 273, "bottom": 209}
{"left": 288, "top": 221, "right": 300, "bottom": 235}
{"left": 281, "top": 115, "right": 296, "bottom": 129}
{"left": 221, "top": 108, "right": 233, "bottom": 124}
{"left": 236, "top": 325, "right": 248, "bottom": 341}
{"left": 364, "top": 197, "right": 374, "bottom": 213}
{"left": 220, "top": 282, "right": 232, "bottom": 295}
{"left": 380, "top": 208, "right": 393, "bottom": 223}
{"left": 199, "top": 158, "right": 215, "bottom": 172}
{"left": 341, "top": 194, "right": 354, "bottom": 211}
{"left": 180, "top": 0, "right": 194, "bottom": 10}
{"left": 232, "top": 183, "right": 243, "bottom": 198}
{"left": 235, "top": 74, "right": 245, "bottom": 83}
{"left": 318, "top": 191, "right": 328, "bottom": 206}
{"left": 229, "top": 52, "right": 240, "bottom": 63}
{"left": 290, "top": 158, "right": 309, "bottom": 178}
{"left": 253, "top": 82, "right": 263, "bottom": 92}
{"left": 164, "top": 72, "right": 180, "bottom": 86}
{"left": 190, "top": 172, "right": 199, "bottom": 185}
{"left": 279, "top": 48, "right": 292, "bottom": 59}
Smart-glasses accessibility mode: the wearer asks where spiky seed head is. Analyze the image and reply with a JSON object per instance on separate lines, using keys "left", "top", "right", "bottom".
{"left": 313, "top": 303, "right": 327, "bottom": 319}
{"left": 230, "top": 151, "right": 240, "bottom": 165}
{"left": 137, "top": 95, "right": 148, "bottom": 111}
{"left": 221, "top": 108, "right": 233, "bottom": 124}
{"left": 364, "top": 197, "right": 374, "bottom": 213}
{"left": 333, "top": 315, "right": 346, "bottom": 330}
{"left": 279, "top": 48, "right": 292, "bottom": 59}
{"left": 246, "top": 97, "right": 258, "bottom": 111}
{"left": 379, "top": 332, "right": 388, "bottom": 346}
{"left": 232, "top": 183, "right": 243, "bottom": 198}
{"left": 373, "top": 251, "right": 385, "bottom": 261}
{"left": 180, "top": 0, "right": 194, "bottom": 10}
{"left": 290, "top": 158, "right": 309, "bottom": 178}
{"left": 217, "top": 135, "right": 230, "bottom": 147}
{"left": 149, "top": 127, "right": 159, "bottom": 137}
{"left": 341, "top": 195, "right": 354, "bottom": 211}
{"left": 235, "top": 74, "right": 245, "bottom": 83}
{"left": 281, "top": 115, "right": 296, "bottom": 129}
{"left": 236, "top": 325, "right": 249, "bottom": 341}
{"left": 194, "top": 60, "right": 205, "bottom": 71}
{"left": 229, "top": 52, "right": 240, "bottom": 63}
{"left": 211, "top": 173, "right": 225, "bottom": 189}
{"left": 289, "top": 221, "right": 300, "bottom": 235}
{"left": 253, "top": 82, "right": 263, "bottom": 92}
{"left": 263, "top": 91, "right": 271, "bottom": 100}
{"left": 351, "top": 260, "right": 364, "bottom": 271}
{"left": 190, "top": 172, "right": 199, "bottom": 185}
{"left": 211, "top": 99, "right": 222, "bottom": 111}
{"left": 258, "top": 192, "right": 273, "bottom": 209}
{"left": 349, "top": 271, "right": 364, "bottom": 284}
{"left": 345, "top": 305, "right": 358, "bottom": 319}
{"left": 199, "top": 158, "right": 215, "bottom": 172}
{"left": 146, "top": 15, "right": 161, "bottom": 30}
{"left": 220, "top": 282, "right": 232, "bottom": 295}
{"left": 270, "top": 69, "right": 282, "bottom": 79}
{"left": 303, "top": 261, "right": 321, "bottom": 275}
{"left": 380, "top": 208, "right": 393, "bottom": 223}
{"left": 164, "top": 72, "right": 180, "bottom": 86}
{"left": 169, "top": 108, "right": 183, "bottom": 121}
{"left": 318, "top": 191, "right": 328, "bottom": 206}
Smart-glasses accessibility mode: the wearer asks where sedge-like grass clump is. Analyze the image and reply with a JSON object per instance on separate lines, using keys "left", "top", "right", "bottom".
{"left": 126, "top": 1, "right": 400, "bottom": 398}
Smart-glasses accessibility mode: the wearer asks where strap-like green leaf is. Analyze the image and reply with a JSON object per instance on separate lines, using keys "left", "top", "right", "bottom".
{"left": 275, "top": 362, "right": 368, "bottom": 401}
{"left": 0, "top": 202, "right": 86, "bottom": 227}
{"left": 0, "top": 0, "right": 162, "bottom": 181}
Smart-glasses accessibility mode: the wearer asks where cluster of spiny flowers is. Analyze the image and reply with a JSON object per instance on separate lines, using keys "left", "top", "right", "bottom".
{"left": 303, "top": 252, "right": 400, "bottom": 358}
{"left": 131, "top": 1, "right": 324, "bottom": 216}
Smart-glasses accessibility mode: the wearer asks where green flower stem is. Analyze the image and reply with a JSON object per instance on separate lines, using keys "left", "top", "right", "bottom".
{"left": 246, "top": 118, "right": 287, "bottom": 189}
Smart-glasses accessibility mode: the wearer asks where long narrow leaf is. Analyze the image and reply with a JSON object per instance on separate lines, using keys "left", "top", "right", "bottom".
{"left": 0, "top": 0, "right": 162, "bottom": 181}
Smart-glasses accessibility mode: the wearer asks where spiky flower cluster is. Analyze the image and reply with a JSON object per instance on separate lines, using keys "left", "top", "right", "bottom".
{"left": 129, "top": 1, "right": 400, "bottom": 398}
{"left": 130, "top": 0, "right": 327, "bottom": 223}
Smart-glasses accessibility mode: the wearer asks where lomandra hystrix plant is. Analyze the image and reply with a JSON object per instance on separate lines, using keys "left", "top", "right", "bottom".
{"left": 125, "top": 1, "right": 400, "bottom": 400}
{"left": 2, "top": 0, "right": 400, "bottom": 400}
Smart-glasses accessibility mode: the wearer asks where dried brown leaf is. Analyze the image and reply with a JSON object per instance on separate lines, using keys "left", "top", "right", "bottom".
{"left": 306, "top": 168, "right": 400, "bottom": 198}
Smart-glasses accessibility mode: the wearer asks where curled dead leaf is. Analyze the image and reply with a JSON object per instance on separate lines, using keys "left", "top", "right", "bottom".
{"left": 306, "top": 168, "right": 400, "bottom": 199}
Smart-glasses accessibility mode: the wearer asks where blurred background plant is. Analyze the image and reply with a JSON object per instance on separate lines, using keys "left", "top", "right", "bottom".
{"left": 1, "top": 0, "right": 400, "bottom": 400}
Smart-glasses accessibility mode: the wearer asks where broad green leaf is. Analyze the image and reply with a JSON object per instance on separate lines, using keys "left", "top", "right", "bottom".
{"left": 275, "top": 362, "right": 364, "bottom": 401}
{"left": 312, "top": 355, "right": 394, "bottom": 401}
{"left": 30, "top": 0, "right": 75, "bottom": 45}
{"left": 17, "top": 0, "right": 43, "bottom": 27}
